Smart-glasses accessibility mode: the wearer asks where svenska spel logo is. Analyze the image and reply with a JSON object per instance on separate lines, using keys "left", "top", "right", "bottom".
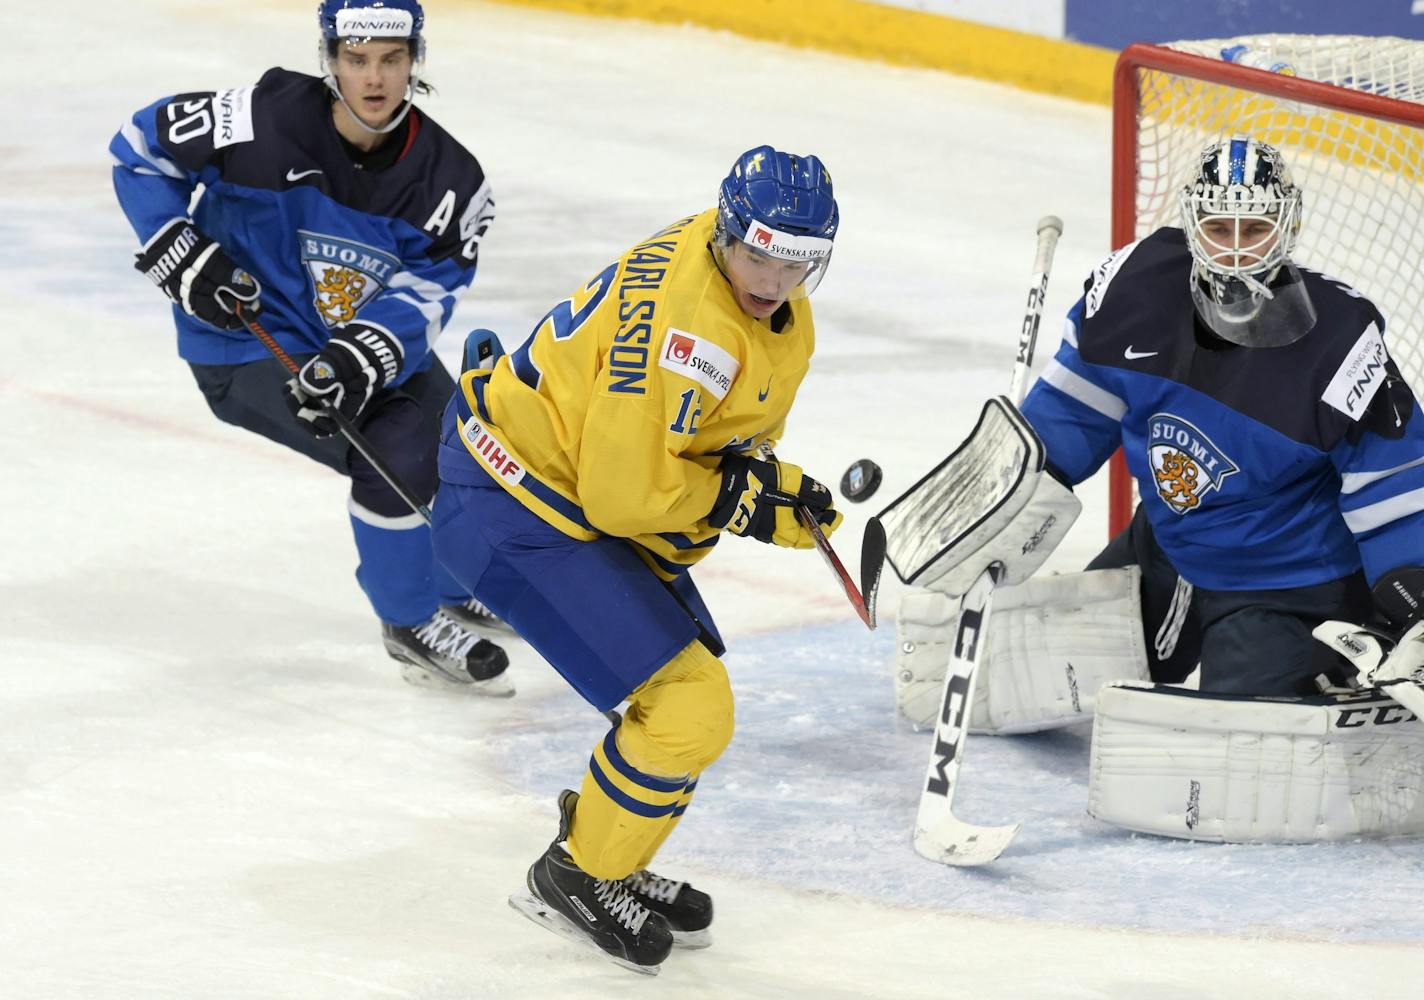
{"left": 666, "top": 333, "right": 695, "bottom": 364}
{"left": 752, "top": 226, "right": 773, "bottom": 248}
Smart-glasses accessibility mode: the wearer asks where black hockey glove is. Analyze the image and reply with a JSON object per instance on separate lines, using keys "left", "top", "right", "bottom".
{"left": 285, "top": 322, "right": 404, "bottom": 437}
{"left": 134, "top": 218, "right": 261, "bottom": 331}
{"left": 708, "top": 454, "right": 842, "bottom": 548}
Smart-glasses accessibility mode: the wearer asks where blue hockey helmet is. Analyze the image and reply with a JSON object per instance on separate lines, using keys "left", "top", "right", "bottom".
{"left": 319, "top": 0, "right": 425, "bottom": 57}
{"left": 317, "top": 1, "right": 427, "bottom": 134}
{"left": 713, "top": 145, "right": 839, "bottom": 306}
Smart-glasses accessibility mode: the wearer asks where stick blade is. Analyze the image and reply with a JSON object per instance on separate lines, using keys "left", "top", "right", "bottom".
{"left": 861, "top": 516, "right": 887, "bottom": 629}
{"left": 913, "top": 818, "right": 1021, "bottom": 867}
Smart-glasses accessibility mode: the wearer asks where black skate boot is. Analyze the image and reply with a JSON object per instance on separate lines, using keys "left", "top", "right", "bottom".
{"left": 439, "top": 596, "right": 516, "bottom": 636}
{"left": 621, "top": 869, "right": 713, "bottom": 948}
{"left": 509, "top": 790, "right": 674, "bottom": 975}
{"left": 381, "top": 609, "right": 514, "bottom": 697}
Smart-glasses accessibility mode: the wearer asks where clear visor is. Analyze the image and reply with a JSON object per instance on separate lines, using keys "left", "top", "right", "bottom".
{"left": 1190, "top": 262, "right": 1317, "bottom": 348}
{"left": 713, "top": 231, "right": 832, "bottom": 305}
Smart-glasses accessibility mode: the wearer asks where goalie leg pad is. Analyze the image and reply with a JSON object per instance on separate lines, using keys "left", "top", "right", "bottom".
{"left": 894, "top": 588, "right": 958, "bottom": 731}
{"left": 977, "top": 566, "right": 1149, "bottom": 734}
{"left": 894, "top": 567, "right": 1150, "bottom": 733}
{"left": 1088, "top": 682, "right": 1424, "bottom": 842}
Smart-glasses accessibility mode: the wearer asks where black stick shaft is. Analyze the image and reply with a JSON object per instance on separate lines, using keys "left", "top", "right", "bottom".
{"left": 236, "top": 306, "right": 433, "bottom": 525}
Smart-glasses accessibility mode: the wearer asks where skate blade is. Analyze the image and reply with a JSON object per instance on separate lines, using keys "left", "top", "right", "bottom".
{"left": 670, "top": 927, "right": 711, "bottom": 949}
{"left": 397, "top": 660, "right": 517, "bottom": 698}
{"left": 507, "top": 891, "right": 661, "bottom": 976}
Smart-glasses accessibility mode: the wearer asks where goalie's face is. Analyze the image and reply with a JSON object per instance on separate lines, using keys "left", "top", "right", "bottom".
{"left": 1193, "top": 216, "right": 1282, "bottom": 275}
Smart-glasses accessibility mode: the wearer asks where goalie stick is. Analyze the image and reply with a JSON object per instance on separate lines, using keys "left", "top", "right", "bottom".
{"left": 911, "top": 215, "right": 1062, "bottom": 867}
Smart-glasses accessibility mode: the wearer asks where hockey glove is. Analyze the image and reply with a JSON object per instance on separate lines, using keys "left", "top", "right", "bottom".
{"left": 708, "top": 454, "right": 842, "bottom": 548}
{"left": 134, "top": 218, "right": 261, "bottom": 331}
{"left": 285, "top": 322, "right": 404, "bottom": 437}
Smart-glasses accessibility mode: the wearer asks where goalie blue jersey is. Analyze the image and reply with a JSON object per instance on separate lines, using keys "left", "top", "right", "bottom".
{"left": 1021, "top": 227, "right": 1424, "bottom": 591}
{"left": 110, "top": 68, "right": 494, "bottom": 379}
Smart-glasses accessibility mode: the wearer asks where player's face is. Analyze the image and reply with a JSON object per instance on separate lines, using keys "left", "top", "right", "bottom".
{"left": 1195, "top": 216, "right": 1281, "bottom": 273}
{"left": 721, "top": 241, "right": 813, "bottom": 319}
{"left": 332, "top": 40, "right": 413, "bottom": 129}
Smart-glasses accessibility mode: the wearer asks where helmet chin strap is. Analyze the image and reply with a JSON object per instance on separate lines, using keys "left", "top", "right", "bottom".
{"left": 323, "top": 74, "right": 415, "bottom": 136}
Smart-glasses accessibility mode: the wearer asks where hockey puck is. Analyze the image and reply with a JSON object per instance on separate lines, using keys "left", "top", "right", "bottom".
{"left": 839, "top": 458, "right": 883, "bottom": 503}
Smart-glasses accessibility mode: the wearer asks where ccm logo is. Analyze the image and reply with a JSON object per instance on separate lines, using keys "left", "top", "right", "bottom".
{"left": 1335, "top": 704, "right": 1418, "bottom": 727}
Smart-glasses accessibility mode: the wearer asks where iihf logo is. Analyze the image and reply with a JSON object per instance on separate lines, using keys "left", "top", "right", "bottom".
{"left": 1147, "top": 413, "right": 1238, "bottom": 514}
{"left": 298, "top": 231, "right": 400, "bottom": 329}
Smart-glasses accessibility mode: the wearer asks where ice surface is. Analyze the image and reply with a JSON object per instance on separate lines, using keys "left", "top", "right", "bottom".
{"left": 1, "top": 2, "right": 1419, "bottom": 997}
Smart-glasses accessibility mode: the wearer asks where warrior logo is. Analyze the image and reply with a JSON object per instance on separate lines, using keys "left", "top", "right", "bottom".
{"left": 298, "top": 231, "right": 400, "bottom": 329}
{"left": 1147, "top": 413, "right": 1238, "bottom": 515}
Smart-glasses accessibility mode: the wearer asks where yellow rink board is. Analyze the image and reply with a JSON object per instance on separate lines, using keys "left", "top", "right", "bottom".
{"left": 476, "top": 0, "right": 1119, "bottom": 105}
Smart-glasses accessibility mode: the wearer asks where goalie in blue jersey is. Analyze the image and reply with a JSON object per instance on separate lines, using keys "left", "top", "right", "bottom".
{"left": 110, "top": 1, "right": 514, "bottom": 694}
{"left": 893, "top": 136, "right": 1424, "bottom": 843}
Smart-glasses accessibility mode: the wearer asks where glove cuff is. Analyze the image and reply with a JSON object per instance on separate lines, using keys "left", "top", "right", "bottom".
{"left": 332, "top": 322, "right": 404, "bottom": 389}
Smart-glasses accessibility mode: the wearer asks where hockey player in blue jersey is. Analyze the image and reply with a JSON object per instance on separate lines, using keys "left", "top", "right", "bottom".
{"left": 897, "top": 135, "right": 1424, "bottom": 723}
{"left": 110, "top": 0, "right": 513, "bottom": 694}
{"left": 1024, "top": 135, "right": 1424, "bottom": 697}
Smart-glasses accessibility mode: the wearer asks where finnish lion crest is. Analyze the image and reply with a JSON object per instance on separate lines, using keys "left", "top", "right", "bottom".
{"left": 298, "top": 230, "right": 400, "bottom": 329}
{"left": 1147, "top": 414, "right": 1238, "bottom": 515}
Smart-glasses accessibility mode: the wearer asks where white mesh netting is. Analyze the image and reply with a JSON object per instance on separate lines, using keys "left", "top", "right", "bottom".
{"left": 1131, "top": 34, "right": 1424, "bottom": 389}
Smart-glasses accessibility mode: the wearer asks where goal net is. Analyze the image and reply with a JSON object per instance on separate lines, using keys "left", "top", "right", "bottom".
{"left": 1109, "top": 35, "right": 1424, "bottom": 534}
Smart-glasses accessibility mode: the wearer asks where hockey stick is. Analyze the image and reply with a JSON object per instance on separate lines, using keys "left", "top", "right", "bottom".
{"left": 235, "top": 304, "right": 433, "bottom": 525}
{"left": 759, "top": 443, "right": 875, "bottom": 630}
{"left": 912, "top": 215, "right": 1062, "bottom": 867}
{"left": 798, "top": 508, "right": 876, "bottom": 630}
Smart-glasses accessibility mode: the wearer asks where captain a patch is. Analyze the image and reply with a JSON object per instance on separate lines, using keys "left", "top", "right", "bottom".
{"left": 1147, "top": 414, "right": 1239, "bottom": 514}
{"left": 298, "top": 231, "right": 400, "bottom": 329}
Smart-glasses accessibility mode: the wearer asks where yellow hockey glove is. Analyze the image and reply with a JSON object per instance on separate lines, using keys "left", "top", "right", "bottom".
{"left": 708, "top": 455, "right": 841, "bottom": 548}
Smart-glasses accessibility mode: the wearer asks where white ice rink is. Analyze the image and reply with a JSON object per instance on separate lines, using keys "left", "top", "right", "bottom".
{"left": 4, "top": 1, "right": 1422, "bottom": 996}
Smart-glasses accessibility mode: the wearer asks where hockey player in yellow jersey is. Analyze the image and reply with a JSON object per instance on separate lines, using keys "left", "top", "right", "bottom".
{"left": 432, "top": 146, "right": 842, "bottom": 972}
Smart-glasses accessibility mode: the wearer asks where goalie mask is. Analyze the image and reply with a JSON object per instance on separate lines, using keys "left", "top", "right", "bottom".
{"left": 1180, "top": 135, "right": 1316, "bottom": 348}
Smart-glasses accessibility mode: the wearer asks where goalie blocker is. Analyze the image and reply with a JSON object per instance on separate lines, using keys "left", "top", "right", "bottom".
{"left": 1089, "top": 682, "right": 1424, "bottom": 842}
{"left": 878, "top": 397, "right": 1080, "bottom": 597}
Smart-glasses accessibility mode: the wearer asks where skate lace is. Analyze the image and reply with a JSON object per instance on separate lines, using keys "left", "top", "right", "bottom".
{"left": 462, "top": 597, "right": 497, "bottom": 618}
{"left": 592, "top": 879, "right": 653, "bottom": 934}
{"left": 624, "top": 870, "right": 682, "bottom": 904}
{"left": 412, "top": 610, "right": 481, "bottom": 658}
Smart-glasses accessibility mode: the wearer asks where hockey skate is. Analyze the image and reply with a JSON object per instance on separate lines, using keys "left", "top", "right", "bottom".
{"left": 439, "top": 596, "right": 516, "bottom": 636}
{"left": 509, "top": 790, "right": 674, "bottom": 975}
{"left": 621, "top": 868, "right": 713, "bottom": 948}
{"left": 381, "top": 609, "right": 514, "bottom": 697}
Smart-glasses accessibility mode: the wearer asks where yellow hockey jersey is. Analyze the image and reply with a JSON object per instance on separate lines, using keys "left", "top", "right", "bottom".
{"left": 449, "top": 208, "right": 816, "bottom": 579}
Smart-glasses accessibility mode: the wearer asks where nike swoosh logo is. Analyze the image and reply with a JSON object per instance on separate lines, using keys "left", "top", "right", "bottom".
{"left": 757, "top": 377, "right": 772, "bottom": 402}
{"left": 1124, "top": 346, "right": 1158, "bottom": 360}
{"left": 286, "top": 168, "right": 323, "bottom": 182}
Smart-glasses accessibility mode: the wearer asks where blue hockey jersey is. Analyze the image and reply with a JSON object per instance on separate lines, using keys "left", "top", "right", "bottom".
{"left": 1021, "top": 227, "right": 1424, "bottom": 591}
{"left": 110, "top": 68, "right": 494, "bottom": 380}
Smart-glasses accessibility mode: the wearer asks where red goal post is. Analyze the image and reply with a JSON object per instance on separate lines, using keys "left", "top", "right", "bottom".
{"left": 1108, "top": 36, "right": 1424, "bottom": 536}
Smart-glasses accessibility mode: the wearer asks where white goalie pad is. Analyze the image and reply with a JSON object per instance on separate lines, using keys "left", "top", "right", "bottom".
{"left": 895, "top": 568, "right": 1149, "bottom": 733}
{"left": 878, "top": 397, "right": 1080, "bottom": 598}
{"left": 1088, "top": 682, "right": 1424, "bottom": 843}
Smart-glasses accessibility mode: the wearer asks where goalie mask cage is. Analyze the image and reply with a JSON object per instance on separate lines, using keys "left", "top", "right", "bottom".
{"left": 1109, "top": 35, "right": 1424, "bottom": 536}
